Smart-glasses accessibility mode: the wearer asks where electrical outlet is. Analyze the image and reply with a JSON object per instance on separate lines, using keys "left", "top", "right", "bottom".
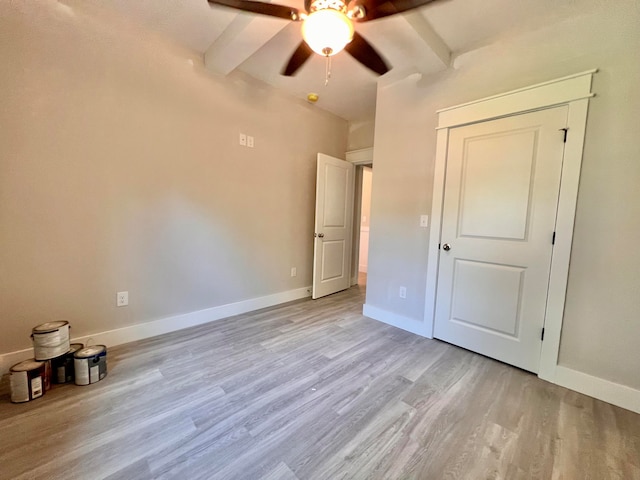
{"left": 399, "top": 286, "right": 407, "bottom": 299}
{"left": 291, "top": 267, "right": 297, "bottom": 277}
{"left": 117, "top": 291, "right": 129, "bottom": 307}
{"left": 239, "top": 133, "right": 247, "bottom": 146}
{"left": 247, "top": 135, "right": 254, "bottom": 148}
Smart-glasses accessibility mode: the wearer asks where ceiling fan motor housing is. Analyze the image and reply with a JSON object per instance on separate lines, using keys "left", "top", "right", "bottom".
{"left": 309, "top": 0, "right": 348, "bottom": 13}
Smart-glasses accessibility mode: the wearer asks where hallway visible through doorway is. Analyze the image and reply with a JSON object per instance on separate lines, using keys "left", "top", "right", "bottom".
{"left": 358, "top": 166, "right": 372, "bottom": 286}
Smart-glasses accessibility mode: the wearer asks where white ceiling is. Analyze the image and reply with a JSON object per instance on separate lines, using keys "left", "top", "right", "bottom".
{"left": 82, "top": 0, "right": 603, "bottom": 122}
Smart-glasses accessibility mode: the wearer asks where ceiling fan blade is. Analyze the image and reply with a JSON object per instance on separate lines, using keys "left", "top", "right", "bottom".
{"left": 344, "top": 32, "right": 390, "bottom": 75}
{"left": 282, "top": 41, "right": 314, "bottom": 76}
{"left": 207, "top": 0, "right": 301, "bottom": 20}
{"left": 356, "top": 0, "right": 438, "bottom": 21}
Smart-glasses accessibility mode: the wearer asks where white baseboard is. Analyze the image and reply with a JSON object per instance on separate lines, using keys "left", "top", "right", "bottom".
{"left": 362, "top": 304, "right": 433, "bottom": 338}
{"left": 553, "top": 365, "right": 640, "bottom": 414}
{"left": 0, "top": 286, "right": 312, "bottom": 375}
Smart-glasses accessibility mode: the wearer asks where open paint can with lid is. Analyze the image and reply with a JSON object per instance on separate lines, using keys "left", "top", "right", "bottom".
{"left": 74, "top": 345, "right": 107, "bottom": 386}
{"left": 10, "top": 359, "right": 46, "bottom": 403}
{"left": 32, "top": 321, "right": 70, "bottom": 360}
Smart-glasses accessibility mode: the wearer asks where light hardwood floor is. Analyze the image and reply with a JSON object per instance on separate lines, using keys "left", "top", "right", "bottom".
{"left": 1, "top": 285, "right": 639, "bottom": 479}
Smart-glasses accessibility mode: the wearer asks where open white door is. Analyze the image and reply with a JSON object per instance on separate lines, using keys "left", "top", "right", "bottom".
{"left": 312, "top": 153, "right": 354, "bottom": 299}
{"left": 434, "top": 106, "right": 568, "bottom": 373}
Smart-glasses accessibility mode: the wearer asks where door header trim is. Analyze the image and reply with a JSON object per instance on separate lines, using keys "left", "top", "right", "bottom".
{"left": 436, "top": 70, "right": 596, "bottom": 130}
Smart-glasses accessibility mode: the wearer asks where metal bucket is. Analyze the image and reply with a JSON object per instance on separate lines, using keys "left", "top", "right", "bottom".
{"left": 32, "top": 321, "right": 70, "bottom": 361}
{"left": 10, "top": 359, "right": 46, "bottom": 403}
{"left": 74, "top": 345, "right": 107, "bottom": 386}
{"left": 51, "top": 343, "right": 84, "bottom": 384}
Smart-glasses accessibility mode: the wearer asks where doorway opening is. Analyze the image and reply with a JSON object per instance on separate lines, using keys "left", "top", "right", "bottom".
{"left": 356, "top": 165, "right": 372, "bottom": 286}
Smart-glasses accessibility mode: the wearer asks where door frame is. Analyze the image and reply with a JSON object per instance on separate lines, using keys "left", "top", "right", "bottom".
{"left": 423, "top": 70, "right": 596, "bottom": 383}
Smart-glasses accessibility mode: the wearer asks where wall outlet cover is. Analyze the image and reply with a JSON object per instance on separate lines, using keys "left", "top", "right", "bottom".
{"left": 117, "top": 291, "right": 129, "bottom": 307}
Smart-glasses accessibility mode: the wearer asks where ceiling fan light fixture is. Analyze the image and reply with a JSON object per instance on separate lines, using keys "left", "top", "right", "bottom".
{"left": 301, "top": 9, "right": 354, "bottom": 56}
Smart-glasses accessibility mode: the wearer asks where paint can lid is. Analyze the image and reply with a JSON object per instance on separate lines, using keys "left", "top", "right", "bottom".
{"left": 74, "top": 345, "right": 107, "bottom": 358}
{"left": 32, "top": 321, "right": 70, "bottom": 334}
{"left": 10, "top": 359, "right": 45, "bottom": 372}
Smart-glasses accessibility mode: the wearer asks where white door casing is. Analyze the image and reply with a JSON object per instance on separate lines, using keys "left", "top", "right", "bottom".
{"left": 433, "top": 106, "right": 568, "bottom": 373}
{"left": 313, "top": 154, "right": 354, "bottom": 299}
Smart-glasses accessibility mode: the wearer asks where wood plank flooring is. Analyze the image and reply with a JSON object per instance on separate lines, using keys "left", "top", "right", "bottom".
{"left": 1, "top": 285, "right": 639, "bottom": 479}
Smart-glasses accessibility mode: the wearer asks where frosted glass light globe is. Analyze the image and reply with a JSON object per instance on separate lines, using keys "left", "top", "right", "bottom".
{"left": 302, "top": 9, "right": 354, "bottom": 56}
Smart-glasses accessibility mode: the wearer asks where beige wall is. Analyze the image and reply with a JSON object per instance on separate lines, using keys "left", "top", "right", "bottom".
{"left": 347, "top": 120, "right": 376, "bottom": 151}
{"left": 360, "top": 167, "right": 372, "bottom": 229}
{"left": 367, "top": 2, "right": 640, "bottom": 389}
{"left": 0, "top": 1, "right": 348, "bottom": 354}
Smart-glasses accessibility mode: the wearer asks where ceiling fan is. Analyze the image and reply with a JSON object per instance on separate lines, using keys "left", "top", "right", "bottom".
{"left": 207, "top": 0, "right": 440, "bottom": 76}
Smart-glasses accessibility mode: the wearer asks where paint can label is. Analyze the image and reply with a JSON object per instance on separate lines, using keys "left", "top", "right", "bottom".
{"left": 90, "top": 365, "right": 99, "bottom": 384}
{"left": 31, "top": 377, "right": 43, "bottom": 399}
{"left": 74, "top": 358, "right": 90, "bottom": 386}
{"left": 10, "top": 371, "right": 29, "bottom": 403}
{"left": 34, "top": 330, "right": 66, "bottom": 347}
{"left": 57, "top": 366, "right": 67, "bottom": 383}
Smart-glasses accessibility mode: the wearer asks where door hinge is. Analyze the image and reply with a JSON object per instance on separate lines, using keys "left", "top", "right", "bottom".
{"left": 559, "top": 128, "right": 568, "bottom": 143}
{"left": 552, "top": 232, "right": 556, "bottom": 245}
{"left": 541, "top": 328, "right": 545, "bottom": 341}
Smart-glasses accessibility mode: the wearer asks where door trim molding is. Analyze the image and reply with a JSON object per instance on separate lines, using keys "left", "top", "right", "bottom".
{"left": 435, "top": 69, "right": 596, "bottom": 129}
{"left": 346, "top": 147, "right": 374, "bottom": 165}
{"left": 424, "top": 71, "right": 596, "bottom": 380}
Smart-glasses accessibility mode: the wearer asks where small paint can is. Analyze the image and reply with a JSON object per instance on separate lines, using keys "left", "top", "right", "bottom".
{"left": 51, "top": 343, "right": 84, "bottom": 384}
{"left": 10, "top": 359, "right": 46, "bottom": 403}
{"left": 74, "top": 345, "right": 107, "bottom": 386}
{"left": 32, "top": 321, "right": 71, "bottom": 361}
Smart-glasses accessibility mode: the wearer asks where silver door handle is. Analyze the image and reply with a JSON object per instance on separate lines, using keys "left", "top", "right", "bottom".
{"left": 442, "top": 243, "right": 451, "bottom": 251}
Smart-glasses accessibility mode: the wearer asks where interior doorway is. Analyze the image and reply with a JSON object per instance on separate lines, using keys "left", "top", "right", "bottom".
{"left": 357, "top": 166, "right": 372, "bottom": 286}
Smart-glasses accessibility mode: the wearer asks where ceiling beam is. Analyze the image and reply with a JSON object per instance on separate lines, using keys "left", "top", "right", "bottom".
{"left": 204, "top": 15, "right": 291, "bottom": 76}
{"left": 402, "top": 11, "right": 451, "bottom": 69}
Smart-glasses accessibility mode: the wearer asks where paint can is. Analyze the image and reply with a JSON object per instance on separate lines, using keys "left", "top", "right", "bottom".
{"left": 32, "top": 321, "right": 71, "bottom": 361}
{"left": 51, "top": 343, "right": 84, "bottom": 384}
{"left": 74, "top": 345, "right": 107, "bottom": 386}
{"left": 10, "top": 359, "right": 46, "bottom": 403}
